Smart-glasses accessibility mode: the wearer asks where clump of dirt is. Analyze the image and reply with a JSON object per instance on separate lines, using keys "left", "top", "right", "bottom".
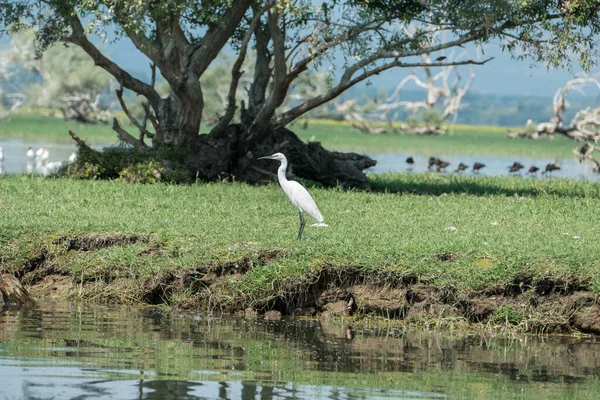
{"left": 28, "top": 275, "right": 74, "bottom": 299}
{"left": 53, "top": 232, "right": 157, "bottom": 252}
{"left": 4, "top": 234, "right": 600, "bottom": 334}
{"left": 436, "top": 252, "right": 457, "bottom": 262}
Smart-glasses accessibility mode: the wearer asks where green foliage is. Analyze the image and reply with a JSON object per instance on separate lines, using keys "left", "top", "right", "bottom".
{"left": 66, "top": 145, "right": 193, "bottom": 184}
{"left": 490, "top": 306, "right": 525, "bottom": 325}
{"left": 0, "top": 29, "right": 114, "bottom": 111}
{"left": 421, "top": 108, "right": 444, "bottom": 126}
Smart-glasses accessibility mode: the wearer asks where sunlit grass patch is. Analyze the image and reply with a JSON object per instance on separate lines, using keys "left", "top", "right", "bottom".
{"left": 2, "top": 173, "right": 600, "bottom": 303}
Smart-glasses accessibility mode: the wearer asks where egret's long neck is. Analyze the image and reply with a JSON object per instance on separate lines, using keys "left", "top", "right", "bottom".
{"left": 277, "top": 158, "right": 289, "bottom": 184}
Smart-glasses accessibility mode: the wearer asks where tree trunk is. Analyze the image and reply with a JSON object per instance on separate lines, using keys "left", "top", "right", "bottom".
{"left": 154, "top": 88, "right": 203, "bottom": 147}
{"left": 0, "top": 274, "right": 35, "bottom": 307}
{"left": 187, "top": 124, "right": 376, "bottom": 189}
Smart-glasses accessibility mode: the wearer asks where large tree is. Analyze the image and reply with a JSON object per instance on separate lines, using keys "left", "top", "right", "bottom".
{"left": 1, "top": 1, "right": 598, "bottom": 188}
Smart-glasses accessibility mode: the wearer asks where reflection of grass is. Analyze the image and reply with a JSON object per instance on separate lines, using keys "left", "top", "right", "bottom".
{"left": 1, "top": 114, "right": 576, "bottom": 158}
{"left": 0, "top": 303, "right": 599, "bottom": 399}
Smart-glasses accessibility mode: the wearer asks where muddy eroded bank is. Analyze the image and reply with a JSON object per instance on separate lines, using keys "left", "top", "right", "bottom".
{"left": 1, "top": 232, "right": 600, "bottom": 335}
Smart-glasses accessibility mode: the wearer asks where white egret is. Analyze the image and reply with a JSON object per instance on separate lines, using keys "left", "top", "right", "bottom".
{"left": 35, "top": 147, "right": 44, "bottom": 159}
{"left": 26, "top": 147, "right": 34, "bottom": 159}
{"left": 45, "top": 161, "right": 63, "bottom": 174}
{"left": 0, "top": 146, "right": 4, "bottom": 162}
{"left": 41, "top": 149, "right": 49, "bottom": 163}
{"left": 68, "top": 152, "right": 77, "bottom": 163}
{"left": 257, "top": 152, "right": 328, "bottom": 240}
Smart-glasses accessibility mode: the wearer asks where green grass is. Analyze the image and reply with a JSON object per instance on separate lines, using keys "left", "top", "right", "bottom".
{"left": 0, "top": 113, "right": 578, "bottom": 158}
{"left": 291, "top": 119, "right": 577, "bottom": 157}
{"left": 2, "top": 173, "right": 600, "bottom": 301}
{"left": 0, "top": 113, "right": 119, "bottom": 144}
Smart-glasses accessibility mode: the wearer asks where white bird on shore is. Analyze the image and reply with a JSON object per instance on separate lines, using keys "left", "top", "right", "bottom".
{"left": 257, "top": 152, "right": 328, "bottom": 240}
{"left": 35, "top": 147, "right": 44, "bottom": 159}
{"left": 0, "top": 146, "right": 4, "bottom": 162}
{"left": 41, "top": 149, "right": 49, "bottom": 163}
{"left": 45, "top": 161, "right": 63, "bottom": 174}
{"left": 68, "top": 152, "right": 77, "bottom": 163}
{"left": 26, "top": 147, "right": 34, "bottom": 159}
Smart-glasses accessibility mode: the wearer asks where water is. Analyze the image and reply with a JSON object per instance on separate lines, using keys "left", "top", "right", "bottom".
{"left": 1, "top": 302, "right": 599, "bottom": 399}
{"left": 367, "top": 152, "right": 600, "bottom": 181}
{"left": 1, "top": 138, "right": 599, "bottom": 181}
{"left": 0, "top": 139, "right": 112, "bottom": 176}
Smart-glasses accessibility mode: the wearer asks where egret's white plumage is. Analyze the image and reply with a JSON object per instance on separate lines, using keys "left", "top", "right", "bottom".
{"left": 26, "top": 147, "right": 35, "bottom": 159}
{"left": 41, "top": 149, "right": 49, "bottom": 162}
{"left": 68, "top": 152, "right": 77, "bottom": 163}
{"left": 45, "top": 161, "right": 63, "bottom": 174}
{"left": 0, "top": 146, "right": 4, "bottom": 162}
{"left": 258, "top": 152, "right": 327, "bottom": 240}
{"left": 35, "top": 147, "right": 44, "bottom": 159}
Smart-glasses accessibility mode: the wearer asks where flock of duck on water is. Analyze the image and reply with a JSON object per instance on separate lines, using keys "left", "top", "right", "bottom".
{"left": 405, "top": 156, "right": 561, "bottom": 175}
{"left": 0, "top": 146, "right": 77, "bottom": 175}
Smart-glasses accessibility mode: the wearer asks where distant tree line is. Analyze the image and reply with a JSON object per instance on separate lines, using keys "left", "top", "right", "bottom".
{"left": 320, "top": 86, "right": 600, "bottom": 127}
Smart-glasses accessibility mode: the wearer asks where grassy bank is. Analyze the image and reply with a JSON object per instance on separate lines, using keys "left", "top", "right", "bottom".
{"left": 1, "top": 113, "right": 577, "bottom": 158}
{"left": 0, "top": 113, "right": 118, "bottom": 145}
{"left": 2, "top": 174, "right": 600, "bottom": 332}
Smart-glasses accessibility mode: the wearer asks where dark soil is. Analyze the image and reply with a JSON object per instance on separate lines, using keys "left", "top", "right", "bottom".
{"left": 3, "top": 234, "right": 600, "bottom": 335}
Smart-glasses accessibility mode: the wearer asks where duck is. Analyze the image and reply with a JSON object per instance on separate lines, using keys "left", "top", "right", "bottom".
{"left": 508, "top": 161, "right": 524, "bottom": 173}
{"left": 435, "top": 159, "right": 450, "bottom": 172}
{"left": 427, "top": 157, "right": 439, "bottom": 170}
{"left": 473, "top": 162, "right": 486, "bottom": 172}
{"left": 406, "top": 156, "right": 414, "bottom": 165}
{"left": 455, "top": 163, "right": 468, "bottom": 172}
{"left": 542, "top": 163, "right": 560, "bottom": 175}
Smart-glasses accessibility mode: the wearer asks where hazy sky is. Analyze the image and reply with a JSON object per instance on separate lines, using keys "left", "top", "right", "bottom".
{"left": 106, "top": 35, "right": 589, "bottom": 99}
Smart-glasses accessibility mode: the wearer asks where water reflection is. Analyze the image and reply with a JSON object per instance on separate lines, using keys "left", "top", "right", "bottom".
{"left": 1, "top": 302, "right": 599, "bottom": 399}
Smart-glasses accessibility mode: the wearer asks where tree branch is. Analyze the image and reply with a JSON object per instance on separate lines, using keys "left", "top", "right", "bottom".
{"left": 65, "top": 13, "right": 161, "bottom": 111}
{"left": 186, "top": 0, "right": 253, "bottom": 76}
{"left": 275, "top": 58, "right": 493, "bottom": 128}
{"left": 115, "top": 83, "right": 154, "bottom": 141}
{"left": 112, "top": 118, "right": 146, "bottom": 148}
{"left": 210, "top": 1, "right": 275, "bottom": 137}
{"left": 252, "top": 9, "right": 289, "bottom": 128}
{"left": 340, "top": 31, "right": 483, "bottom": 84}
{"left": 141, "top": 63, "right": 158, "bottom": 138}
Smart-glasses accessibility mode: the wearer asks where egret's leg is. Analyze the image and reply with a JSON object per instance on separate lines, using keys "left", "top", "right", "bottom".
{"left": 297, "top": 211, "right": 305, "bottom": 240}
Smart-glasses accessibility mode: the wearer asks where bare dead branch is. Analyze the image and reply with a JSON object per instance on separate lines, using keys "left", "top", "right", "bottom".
{"left": 508, "top": 74, "right": 600, "bottom": 142}
{"left": 68, "top": 130, "right": 94, "bottom": 152}
{"left": 112, "top": 118, "right": 147, "bottom": 148}
{"left": 115, "top": 83, "right": 154, "bottom": 142}
{"left": 141, "top": 63, "right": 157, "bottom": 138}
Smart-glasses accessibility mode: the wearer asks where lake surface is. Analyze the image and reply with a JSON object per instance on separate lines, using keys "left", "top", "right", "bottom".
{"left": 1, "top": 301, "right": 599, "bottom": 399}
{"left": 1, "top": 138, "right": 600, "bottom": 181}
{"left": 367, "top": 152, "right": 600, "bottom": 181}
